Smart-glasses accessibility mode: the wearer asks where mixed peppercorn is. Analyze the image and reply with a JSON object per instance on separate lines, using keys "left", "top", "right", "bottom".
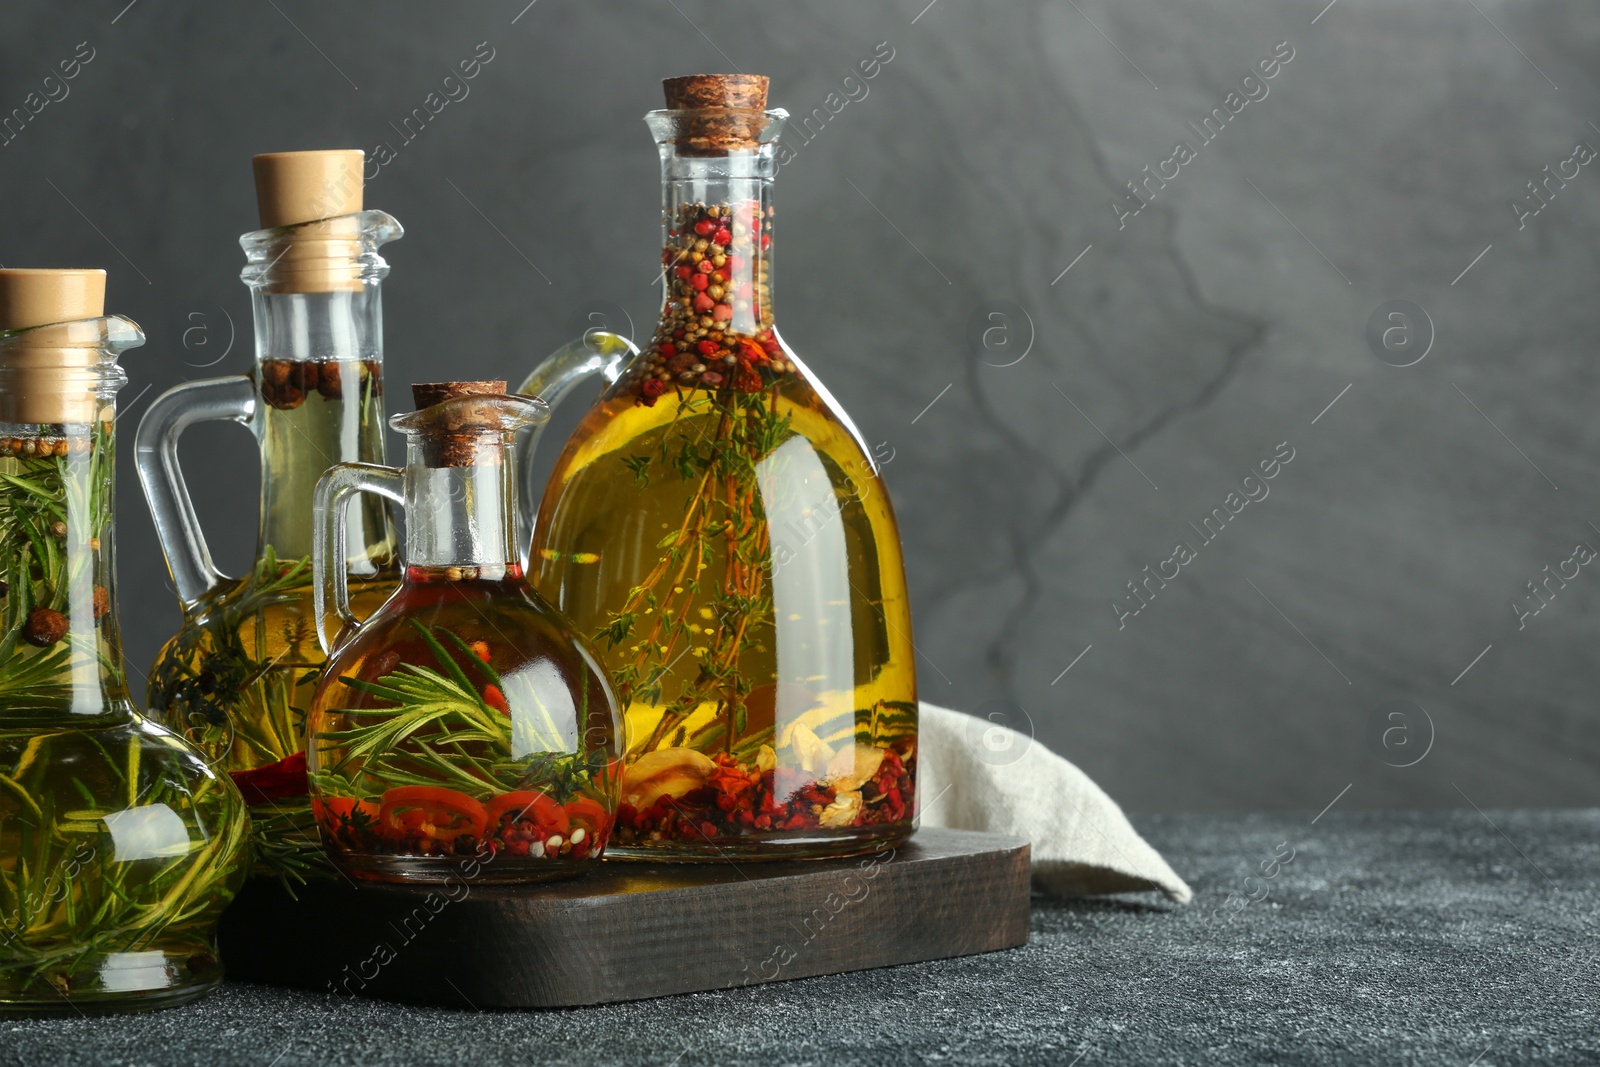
{"left": 627, "top": 198, "right": 789, "bottom": 405}
{"left": 316, "top": 787, "right": 610, "bottom": 862}
{"left": 257, "top": 358, "right": 381, "bottom": 411}
{"left": 0, "top": 435, "right": 87, "bottom": 458}
{"left": 613, "top": 742, "right": 915, "bottom": 846}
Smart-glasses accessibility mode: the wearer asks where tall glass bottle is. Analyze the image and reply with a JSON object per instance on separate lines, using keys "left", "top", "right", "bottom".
{"left": 308, "top": 383, "right": 621, "bottom": 884}
{"left": 137, "top": 151, "right": 399, "bottom": 882}
{"left": 0, "top": 269, "right": 247, "bottom": 1013}
{"left": 521, "top": 76, "right": 918, "bottom": 860}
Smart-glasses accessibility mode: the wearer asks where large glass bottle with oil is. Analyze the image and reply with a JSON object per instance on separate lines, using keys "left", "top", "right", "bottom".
{"left": 520, "top": 76, "right": 917, "bottom": 860}
{"left": 0, "top": 269, "right": 247, "bottom": 1013}
{"left": 136, "top": 151, "right": 399, "bottom": 882}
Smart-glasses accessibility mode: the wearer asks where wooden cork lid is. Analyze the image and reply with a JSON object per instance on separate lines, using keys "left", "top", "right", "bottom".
{"left": 0, "top": 269, "right": 105, "bottom": 331}
{"left": 411, "top": 380, "right": 506, "bottom": 411}
{"left": 411, "top": 381, "right": 508, "bottom": 468}
{"left": 662, "top": 74, "right": 771, "bottom": 154}
{"left": 251, "top": 150, "right": 368, "bottom": 295}
{"left": 663, "top": 74, "right": 769, "bottom": 111}
{"left": 0, "top": 269, "right": 113, "bottom": 425}
{"left": 252, "top": 150, "right": 365, "bottom": 229}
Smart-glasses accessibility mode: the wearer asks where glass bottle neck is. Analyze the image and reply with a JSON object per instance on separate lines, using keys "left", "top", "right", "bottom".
{"left": 251, "top": 286, "right": 383, "bottom": 364}
{"left": 402, "top": 437, "right": 522, "bottom": 580}
{"left": 0, "top": 418, "right": 132, "bottom": 720}
{"left": 251, "top": 285, "right": 393, "bottom": 566}
{"left": 657, "top": 152, "right": 776, "bottom": 336}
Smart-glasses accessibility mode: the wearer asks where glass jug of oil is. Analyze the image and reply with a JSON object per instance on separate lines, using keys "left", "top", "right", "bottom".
{"left": 0, "top": 269, "right": 247, "bottom": 1013}
{"left": 308, "top": 382, "right": 621, "bottom": 884}
{"left": 136, "top": 151, "right": 400, "bottom": 883}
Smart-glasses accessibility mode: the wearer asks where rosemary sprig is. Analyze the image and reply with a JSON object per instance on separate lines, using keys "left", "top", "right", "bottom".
{"left": 0, "top": 423, "right": 120, "bottom": 706}
{"left": 312, "top": 620, "right": 609, "bottom": 805}
{"left": 0, "top": 724, "right": 249, "bottom": 994}
{"left": 146, "top": 547, "right": 316, "bottom": 766}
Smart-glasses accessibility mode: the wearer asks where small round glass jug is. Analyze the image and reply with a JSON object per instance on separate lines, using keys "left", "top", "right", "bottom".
{"left": 307, "top": 383, "right": 621, "bottom": 884}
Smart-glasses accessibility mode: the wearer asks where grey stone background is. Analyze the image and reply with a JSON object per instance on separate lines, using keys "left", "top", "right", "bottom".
{"left": 2, "top": 0, "right": 1595, "bottom": 814}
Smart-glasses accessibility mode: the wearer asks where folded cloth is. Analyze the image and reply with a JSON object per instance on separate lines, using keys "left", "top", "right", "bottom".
{"left": 917, "top": 702, "right": 1192, "bottom": 903}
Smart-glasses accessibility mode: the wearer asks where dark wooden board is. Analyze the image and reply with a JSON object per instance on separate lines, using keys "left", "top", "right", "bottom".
{"left": 220, "top": 828, "right": 1030, "bottom": 1008}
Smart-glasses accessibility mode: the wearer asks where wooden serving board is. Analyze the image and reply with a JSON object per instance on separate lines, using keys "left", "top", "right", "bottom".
{"left": 220, "top": 828, "right": 1030, "bottom": 1008}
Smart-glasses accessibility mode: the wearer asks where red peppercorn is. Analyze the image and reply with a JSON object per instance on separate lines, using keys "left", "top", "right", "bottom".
{"left": 712, "top": 304, "right": 733, "bottom": 322}
{"left": 692, "top": 293, "right": 715, "bottom": 313}
{"left": 675, "top": 266, "right": 692, "bottom": 279}
{"left": 760, "top": 233, "right": 772, "bottom": 250}
{"left": 693, "top": 219, "right": 715, "bottom": 236}
{"left": 713, "top": 228, "right": 732, "bottom": 246}
{"left": 689, "top": 273, "right": 709, "bottom": 291}
{"left": 697, "top": 340, "right": 719, "bottom": 357}
{"left": 696, "top": 259, "right": 714, "bottom": 274}
{"left": 659, "top": 342, "right": 676, "bottom": 357}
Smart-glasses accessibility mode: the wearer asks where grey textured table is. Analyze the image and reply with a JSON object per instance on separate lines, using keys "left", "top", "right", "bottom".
{"left": 5, "top": 811, "right": 1595, "bottom": 1066}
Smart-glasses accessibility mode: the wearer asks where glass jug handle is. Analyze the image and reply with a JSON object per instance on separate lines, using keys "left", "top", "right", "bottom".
{"left": 134, "top": 376, "right": 258, "bottom": 606}
{"left": 512, "top": 330, "right": 637, "bottom": 555}
{"left": 313, "top": 462, "right": 404, "bottom": 656}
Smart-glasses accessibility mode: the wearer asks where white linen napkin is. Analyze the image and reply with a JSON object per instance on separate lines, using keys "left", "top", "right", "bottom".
{"left": 917, "top": 702, "right": 1192, "bottom": 903}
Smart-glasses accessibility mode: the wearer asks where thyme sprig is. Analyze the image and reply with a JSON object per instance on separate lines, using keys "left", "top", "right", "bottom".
{"left": 598, "top": 378, "right": 794, "bottom": 757}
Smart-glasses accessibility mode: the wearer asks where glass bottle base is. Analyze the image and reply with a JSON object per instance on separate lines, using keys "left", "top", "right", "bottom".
{"left": 0, "top": 949, "right": 223, "bottom": 1017}
{"left": 333, "top": 853, "right": 596, "bottom": 886}
{"left": 604, "top": 822, "right": 913, "bottom": 863}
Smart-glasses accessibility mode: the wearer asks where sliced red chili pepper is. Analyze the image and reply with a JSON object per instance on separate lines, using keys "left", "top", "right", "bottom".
{"left": 230, "top": 751, "right": 309, "bottom": 805}
{"left": 483, "top": 684, "right": 509, "bottom": 714}
{"left": 378, "top": 786, "right": 487, "bottom": 844}
{"left": 486, "top": 790, "right": 569, "bottom": 834}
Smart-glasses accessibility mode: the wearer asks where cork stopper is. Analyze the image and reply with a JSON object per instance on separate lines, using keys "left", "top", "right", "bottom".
{"left": 250, "top": 151, "right": 367, "bottom": 296}
{"left": 253, "top": 150, "right": 365, "bottom": 229}
{"left": 411, "top": 380, "right": 505, "bottom": 411}
{"left": 0, "top": 269, "right": 112, "bottom": 425}
{"left": 0, "top": 269, "right": 105, "bottom": 331}
{"left": 411, "top": 381, "right": 507, "bottom": 468}
{"left": 662, "top": 74, "right": 770, "bottom": 154}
